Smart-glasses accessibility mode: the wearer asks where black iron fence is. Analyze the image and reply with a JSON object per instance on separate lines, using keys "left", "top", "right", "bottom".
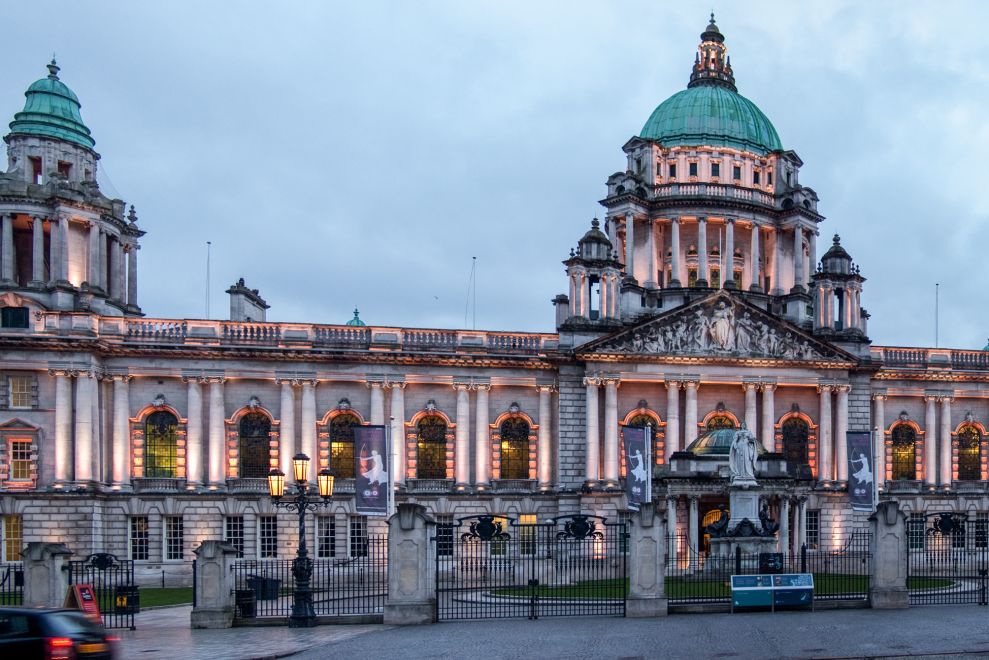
{"left": 67, "top": 553, "right": 137, "bottom": 630}
{"left": 666, "top": 533, "right": 871, "bottom": 605}
{"left": 0, "top": 563, "right": 23, "bottom": 605}
{"left": 907, "top": 512, "right": 989, "bottom": 606}
{"left": 434, "top": 515, "right": 627, "bottom": 621}
{"left": 232, "top": 536, "right": 388, "bottom": 620}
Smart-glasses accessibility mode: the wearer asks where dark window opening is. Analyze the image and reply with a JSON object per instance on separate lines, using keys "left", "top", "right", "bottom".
{"left": 753, "top": 170, "right": 761, "bottom": 185}
{"left": 688, "top": 162, "right": 698, "bottom": 177}
{"left": 238, "top": 412, "right": 271, "bottom": 478}
{"left": 668, "top": 163, "right": 677, "bottom": 178}
{"left": 1, "top": 307, "right": 29, "bottom": 329}
{"left": 29, "top": 157, "right": 42, "bottom": 184}
{"left": 733, "top": 166, "right": 741, "bottom": 180}
{"left": 782, "top": 417, "right": 809, "bottom": 468}
{"left": 57, "top": 161, "right": 72, "bottom": 178}
{"left": 711, "top": 163, "right": 720, "bottom": 178}
{"left": 767, "top": 170, "right": 773, "bottom": 185}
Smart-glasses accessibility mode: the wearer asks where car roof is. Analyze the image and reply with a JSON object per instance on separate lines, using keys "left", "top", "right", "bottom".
{"left": 0, "top": 607, "right": 78, "bottom": 615}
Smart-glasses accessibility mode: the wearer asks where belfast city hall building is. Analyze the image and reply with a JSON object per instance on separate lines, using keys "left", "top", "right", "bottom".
{"left": 0, "top": 18, "right": 987, "bottom": 583}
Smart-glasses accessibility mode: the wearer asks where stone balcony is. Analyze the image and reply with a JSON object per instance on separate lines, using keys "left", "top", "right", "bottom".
{"left": 873, "top": 346, "right": 989, "bottom": 372}
{"left": 131, "top": 478, "right": 188, "bottom": 493}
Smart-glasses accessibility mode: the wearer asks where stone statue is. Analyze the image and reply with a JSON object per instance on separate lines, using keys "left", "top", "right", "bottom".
{"left": 729, "top": 423, "right": 758, "bottom": 486}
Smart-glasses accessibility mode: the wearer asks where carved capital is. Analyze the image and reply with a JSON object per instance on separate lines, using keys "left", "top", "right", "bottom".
{"left": 761, "top": 383, "right": 777, "bottom": 393}
{"left": 834, "top": 384, "right": 851, "bottom": 394}
{"left": 871, "top": 393, "right": 888, "bottom": 402}
{"left": 924, "top": 395, "right": 938, "bottom": 403}
{"left": 384, "top": 379, "right": 407, "bottom": 390}
{"left": 535, "top": 384, "right": 556, "bottom": 394}
{"left": 817, "top": 383, "right": 834, "bottom": 394}
{"left": 601, "top": 376, "right": 621, "bottom": 388}
{"left": 452, "top": 382, "right": 471, "bottom": 392}
{"left": 582, "top": 376, "right": 602, "bottom": 388}
{"left": 665, "top": 379, "right": 682, "bottom": 390}
{"left": 742, "top": 382, "right": 759, "bottom": 393}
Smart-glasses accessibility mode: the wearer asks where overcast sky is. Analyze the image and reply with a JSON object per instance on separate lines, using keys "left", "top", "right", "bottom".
{"left": 4, "top": 1, "right": 987, "bottom": 349}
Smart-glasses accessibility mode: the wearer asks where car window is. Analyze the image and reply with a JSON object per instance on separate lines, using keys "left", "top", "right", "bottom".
{"left": 46, "top": 611, "right": 104, "bottom": 636}
{"left": 0, "top": 613, "right": 30, "bottom": 637}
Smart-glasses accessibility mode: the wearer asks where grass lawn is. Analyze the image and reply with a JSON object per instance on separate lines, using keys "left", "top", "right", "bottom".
{"left": 135, "top": 587, "right": 193, "bottom": 607}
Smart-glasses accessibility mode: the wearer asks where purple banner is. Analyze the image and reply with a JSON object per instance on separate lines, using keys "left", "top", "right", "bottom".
{"left": 354, "top": 425, "right": 389, "bottom": 516}
{"left": 846, "top": 431, "right": 875, "bottom": 512}
{"left": 622, "top": 426, "right": 650, "bottom": 511}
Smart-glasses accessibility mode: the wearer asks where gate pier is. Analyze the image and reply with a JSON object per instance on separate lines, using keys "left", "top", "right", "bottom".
{"left": 384, "top": 503, "right": 436, "bottom": 625}
{"left": 870, "top": 501, "right": 908, "bottom": 608}
{"left": 627, "top": 502, "right": 668, "bottom": 617}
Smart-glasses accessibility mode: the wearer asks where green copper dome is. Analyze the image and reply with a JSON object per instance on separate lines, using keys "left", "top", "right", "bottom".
{"left": 7, "top": 61, "right": 95, "bottom": 150}
{"left": 685, "top": 428, "right": 767, "bottom": 457}
{"left": 345, "top": 308, "right": 366, "bottom": 327}
{"left": 640, "top": 16, "right": 782, "bottom": 156}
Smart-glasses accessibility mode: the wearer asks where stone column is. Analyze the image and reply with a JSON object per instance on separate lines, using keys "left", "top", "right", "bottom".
{"left": 208, "top": 378, "right": 226, "bottom": 486}
{"left": 761, "top": 384, "right": 776, "bottom": 453}
{"left": 626, "top": 501, "right": 668, "bottom": 617}
{"left": 301, "top": 380, "right": 318, "bottom": 481}
{"left": 74, "top": 371, "right": 94, "bottom": 483}
{"left": 688, "top": 496, "right": 699, "bottom": 566}
{"left": 53, "top": 370, "right": 73, "bottom": 484}
{"left": 743, "top": 382, "right": 758, "bottom": 434}
{"left": 666, "top": 496, "right": 678, "bottom": 564}
{"left": 369, "top": 381, "right": 385, "bottom": 425}
{"left": 779, "top": 498, "right": 790, "bottom": 554}
{"left": 818, "top": 385, "right": 833, "bottom": 482}
{"left": 772, "top": 226, "right": 783, "bottom": 295}
{"left": 603, "top": 377, "right": 620, "bottom": 485}
{"left": 873, "top": 394, "right": 886, "bottom": 489}
{"left": 792, "top": 227, "right": 804, "bottom": 292}
{"left": 87, "top": 222, "right": 100, "bottom": 287}
{"left": 387, "top": 381, "right": 405, "bottom": 485}
{"left": 669, "top": 217, "right": 681, "bottom": 287}
{"left": 115, "top": 240, "right": 126, "bottom": 299}
{"left": 696, "top": 216, "right": 708, "bottom": 286}
{"left": 59, "top": 216, "right": 69, "bottom": 282}
{"left": 723, "top": 218, "right": 735, "bottom": 288}
{"left": 474, "top": 384, "right": 490, "bottom": 486}
{"left": 0, "top": 214, "right": 14, "bottom": 284}
{"left": 599, "top": 272, "right": 608, "bottom": 319}
{"left": 383, "top": 503, "right": 436, "bottom": 625}
{"left": 454, "top": 383, "right": 470, "bottom": 486}
{"left": 835, "top": 385, "right": 850, "bottom": 482}
{"left": 869, "top": 501, "right": 909, "bottom": 608}
{"left": 127, "top": 245, "right": 138, "bottom": 306}
{"left": 750, "top": 224, "right": 761, "bottom": 291}
{"left": 108, "top": 237, "right": 120, "bottom": 299}
{"left": 924, "top": 395, "right": 937, "bottom": 486}
{"left": 98, "top": 230, "right": 107, "bottom": 290}
{"left": 940, "top": 396, "right": 953, "bottom": 487}
{"left": 21, "top": 543, "right": 73, "bottom": 608}
{"left": 624, "top": 213, "right": 635, "bottom": 279}
{"left": 30, "top": 216, "right": 44, "bottom": 286}
{"left": 807, "top": 231, "right": 817, "bottom": 287}
{"left": 185, "top": 377, "right": 204, "bottom": 485}
{"left": 797, "top": 498, "right": 807, "bottom": 548}
{"left": 665, "top": 380, "right": 680, "bottom": 461}
{"left": 568, "top": 272, "right": 577, "bottom": 316}
{"left": 279, "top": 380, "right": 296, "bottom": 474}
{"left": 683, "top": 381, "right": 698, "bottom": 447}
{"left": 580, "top": 272, "right": 590, "bottom": 318}
{"left": 584, "top": 376, "right": 601, "bottom": 485}
{"left": 190, "top": 540, "right": 241, "bottom": 628}
{"left": 537, "top": 385, "right": 553, "bottom": 487}
{"left": 111, "top": 375, "right": 131, "bottom": 485}
{"left": 645, "top": 219, "right": 657, "bottom": 288}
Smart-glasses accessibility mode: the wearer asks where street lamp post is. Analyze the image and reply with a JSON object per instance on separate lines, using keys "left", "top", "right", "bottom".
{"left": 268, "top": 453, "right": 335, "bottom": 628}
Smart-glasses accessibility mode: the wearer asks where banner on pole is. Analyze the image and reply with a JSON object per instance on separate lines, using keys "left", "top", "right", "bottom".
{"left": 846, "top": 431, "right": 875, "bottom": 512}
{"left": 354, "top": 425, "right": 389, "bottom": 516}
{"left": 622, "top": 425, "right": 650, "bottom": 511}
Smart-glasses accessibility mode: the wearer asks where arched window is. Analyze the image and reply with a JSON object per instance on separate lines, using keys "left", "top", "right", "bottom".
{"left": 706, "top": 414, "right": 737, "bottom": 430}
{"left": 145, "top": 411, "right": 178, "bottom": 478}
{"left": 500, "top": 418, "right": 530, "bottom": 480}
{"left": 239, "top": 413, "right": 271, "bottom": 479}
{"left": 891, "top": 424, "right": 917, "bottom": 481}
{"left": 416, "top": 415, "right": 447, "bottom": 480}
{"left": 329, "top": 413, "right": 361, "bottom": 478}
{"left": 957, "top": 426, "right": 982, "bottom": 481}
{"left": 781, "top": 417, "right": 809, "bottom": 467}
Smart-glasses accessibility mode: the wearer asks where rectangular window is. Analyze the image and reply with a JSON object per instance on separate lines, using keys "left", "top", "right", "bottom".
{"left": 2, "top": 515, "right": 22, "bottom": 562}
{"left": 710, "top": 268, "right": 720, "bottom": 287}
{"left": 710, "top": 162, "right": 720, "bottom": 178}
{"left": 0, "top": 308, "right": 29, "bottom": 329}
{"left": 259, "top": 516, "right": 278, "bottom": 558}
{"left": 908, "top": 513, "right": 925, "bottom": 550}
{"left": 130, "top": 516, "right": 149, "bottom": 561}
{"left": 57, "top": 161, "right": 72, "bottom": 178}
{"left": 519, "top": 514, "right": 537, "bottom": 556}
{"left": 976, "top": 514, "right": 988, "bottom": 549}
{"left": 767, "top": 169, "right": 773, "bottom": 185}
{"left": 164, "top": 516, "right": 184, "bottom": 560}
{"left": 224, "top": 516, "right": 244, "bottom": 558}
{"left": 435, "top": 515, "right": 454, "bottom": 557}
{"left": 349, "top": 516, "right": 368, "bottom": 558}
{"left": 688, "top": 162, "right": 698, "bottom": 177}
{"left": 806, "top": 510, "right": 820, "bottom": 549}
{"left": 733, "top": 165, "right": 741, "bottom": 180}
{"left": 668, "top": 163, "right": 676, "bottom": 178}
{"left": 753, "top": 170, "right": 761, "bottom": 185}
{"left": 316, "top": 516, "right": 336, "bottom": 559}
{"left": 29, "top": 157, "right": 42, "bottom": 184}
{"left": 490, "top": 516, "right": 508, "bottom": 556}
{"left": 687, "top": 268, "right": 698, "bottom": 288}
{"left": 9, "top": 439, "right": 31, "bottom": 480}
{"left": 8, "top": 376, "right": 32, "bottom": 409}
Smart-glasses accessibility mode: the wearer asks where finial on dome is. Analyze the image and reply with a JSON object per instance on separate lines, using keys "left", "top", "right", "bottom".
{"left": 47, "top": 58, "right": 60, "bottom": 80}
{"left": 591, "top": 217, "right": 600, "bottom": 229}
{"left": 833, "top": 234, "right": 841, "bottom": 245}
{"left": 127, "top": 205, "right": 138, "bottom": 224}
{"left": 690, "top": 14, "right": 735, "bottom": 92}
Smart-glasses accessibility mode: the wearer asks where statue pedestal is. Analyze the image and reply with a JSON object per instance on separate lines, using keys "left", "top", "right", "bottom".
{"left": 709, "top": 536, "right": 779, "bottom": 568}
{"left": 727, "top": 488, "right": 763, "bottom": 536}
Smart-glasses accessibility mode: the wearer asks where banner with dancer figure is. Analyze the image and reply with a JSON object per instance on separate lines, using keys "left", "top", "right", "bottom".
{"left": 622, "top": 425, "right": 651, "bottom": 511}
{"left": 354, "top": 425, "right": 389, "bottom": 516}
{"left": 846, "top": 431, "right": 875, "bottom": 512}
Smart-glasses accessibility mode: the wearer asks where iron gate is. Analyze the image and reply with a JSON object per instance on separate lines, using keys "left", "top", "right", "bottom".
{"left": 907, "top": 512, "right": 989, "bottom": 606}
{"left": 68, "top": 553, "right": 138, "bottom": 629}
{"left": 434, "top": 514, "right": 627, "bottom": 621}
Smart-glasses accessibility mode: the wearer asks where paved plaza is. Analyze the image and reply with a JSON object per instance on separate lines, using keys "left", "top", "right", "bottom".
{"left": 119, "top": 605, "right": 989, "bottom": 659}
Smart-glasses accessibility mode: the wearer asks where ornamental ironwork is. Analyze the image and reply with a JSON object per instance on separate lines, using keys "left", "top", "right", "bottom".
{"left": 81, "top": 553, "right": 121, "bottom": 571}
{"left": 460, "top": 516, "right": 511, "bottom": 542}
{"left": 554, "top": 514, "right": 604, "bottom": 541}
{"left": 927, "top": 512, "right": 966, "bottom": 537}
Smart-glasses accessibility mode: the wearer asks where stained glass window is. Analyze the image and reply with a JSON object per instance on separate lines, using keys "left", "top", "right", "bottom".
{"left": 706, "top": 414, "right": 737, "bottom": 431}
{"left": 499, "top": 418, "right": 530, "bottom": 480}
{"left": 891, "top": 424, "right": 917, "bottom": 481}
{"left": 957, "top": 425, "right": 981, "bottom": 481}
{"left": 781, "top": 417, "right": 809, "bottom": 467}
{"left": 329, "top": 413, "right": 360, "bottom": 478}
{"left": 239, "top": 413, "right": 271, "bottom": 479}
{"left": 145, "top": 411, "right": 178, "bottom": 478}
{"left": 416, "top": 415, "right": 447, "bottom": 480}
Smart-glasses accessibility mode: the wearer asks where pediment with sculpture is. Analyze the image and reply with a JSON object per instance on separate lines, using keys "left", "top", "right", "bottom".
{"left": 581, "top": 291, "right": 850, "bottom": 362}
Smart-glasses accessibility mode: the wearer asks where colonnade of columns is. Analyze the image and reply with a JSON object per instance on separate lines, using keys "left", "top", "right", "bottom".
{"left": 0, "top": 213, "right": 138, "bottom": 307}
{"left": 567, "top": 267, "right": 620, "bottom": 320}
{"left": 871, "top": 392, "right": 955, "bottom": 489}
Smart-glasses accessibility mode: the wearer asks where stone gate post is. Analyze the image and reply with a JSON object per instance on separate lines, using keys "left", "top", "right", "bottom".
{"left": 869, "top": 500, "right": 909, "bottom": 608}
{"left": 21, "top": 542, "right": 73, "bottom": 608}
{"left": 383, "top": 502, "right": 435, "bottom": 625}
{"left": 190, "top": 541, "right": 240, "bottom": 628}
{"left": 626, "top": 501, "right": 668, "bottom": 617}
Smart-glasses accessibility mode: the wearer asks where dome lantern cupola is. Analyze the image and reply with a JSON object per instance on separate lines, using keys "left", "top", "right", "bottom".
{"left": 689, "top": 14, "right": 736, "bottom": 92}
{"left": 7, "top": 60, "right": 95, "bottom": 150}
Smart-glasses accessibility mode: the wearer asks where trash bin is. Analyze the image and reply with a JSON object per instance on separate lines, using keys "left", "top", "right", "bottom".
{"left": 235, "top": 589, "right": 256, "bottom": 618}
{"left": 246, "top": 575, "right": 282, "bottom": 601}
{"left": 114, "top": 586, "right": 140, "bottom": 614}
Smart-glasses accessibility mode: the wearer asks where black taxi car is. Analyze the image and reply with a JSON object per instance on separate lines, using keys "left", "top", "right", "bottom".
{"left": 0, "top": 607, "right": 117, "bottom": 659}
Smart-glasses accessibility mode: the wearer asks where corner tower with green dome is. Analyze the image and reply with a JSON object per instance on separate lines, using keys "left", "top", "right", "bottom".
{"left": 0, "top": 61, "right": 144, "bottom": 319}
{"left": 556, "top": 16, "right": 869, "bottom": 356}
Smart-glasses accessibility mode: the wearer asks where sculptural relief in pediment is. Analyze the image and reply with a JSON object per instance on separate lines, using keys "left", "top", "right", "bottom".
{"left": 595, "top": 298, "right": 834, "bottom": 361}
